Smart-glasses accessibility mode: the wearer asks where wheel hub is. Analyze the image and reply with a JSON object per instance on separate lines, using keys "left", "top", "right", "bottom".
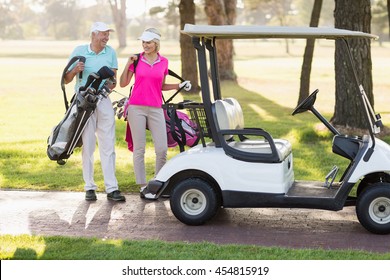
{"left": 180, "top": 189, "right": 206, "bottom": 215}
{"left": 369, "top": 197, "right": 390, "bottom": 224}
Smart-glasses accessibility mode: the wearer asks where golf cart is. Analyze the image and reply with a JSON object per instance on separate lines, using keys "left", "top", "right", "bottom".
{"left": 143, "top": 24, "right": 390, "bottom": 234}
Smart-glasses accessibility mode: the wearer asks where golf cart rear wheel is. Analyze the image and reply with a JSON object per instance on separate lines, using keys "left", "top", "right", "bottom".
{"left": 356, "top": 184, "right": 390, "bottom": 234}
{"left": 170, "top": 178, "right": 220, "bottom": 226}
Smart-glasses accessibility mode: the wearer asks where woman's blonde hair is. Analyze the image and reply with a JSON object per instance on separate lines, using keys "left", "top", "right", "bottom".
{"left": 145, "top": 27, "right": 161, "bottom": 52}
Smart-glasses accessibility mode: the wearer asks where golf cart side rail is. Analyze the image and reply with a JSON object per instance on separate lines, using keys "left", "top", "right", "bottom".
{"left": 181, "top": 24, "right": 379, "bottom": 40}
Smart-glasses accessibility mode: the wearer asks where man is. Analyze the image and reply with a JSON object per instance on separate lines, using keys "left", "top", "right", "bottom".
{"left": 64, "top": 22, "right": 125, "bottom": 202}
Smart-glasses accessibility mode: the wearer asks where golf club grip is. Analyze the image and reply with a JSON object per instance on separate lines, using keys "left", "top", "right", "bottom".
{"left": 79, "top": 57, "right": 86, "bottom": 79}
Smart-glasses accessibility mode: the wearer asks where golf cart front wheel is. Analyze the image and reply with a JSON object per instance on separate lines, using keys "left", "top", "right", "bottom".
{"left": 170, "top": 178, "right": 220, "bottom": 226}
{"left": 356, "top": 184, "right": 390, "bottom": 234}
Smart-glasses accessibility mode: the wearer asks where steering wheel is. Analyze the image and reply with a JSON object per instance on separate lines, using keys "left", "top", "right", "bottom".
{"left": 292, "top": 89, "right": 319, "bottom": 116}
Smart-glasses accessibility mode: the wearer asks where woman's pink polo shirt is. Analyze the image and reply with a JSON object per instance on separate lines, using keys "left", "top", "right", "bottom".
{"left": 127, "top": 52, "right": 169, "bottom": 108}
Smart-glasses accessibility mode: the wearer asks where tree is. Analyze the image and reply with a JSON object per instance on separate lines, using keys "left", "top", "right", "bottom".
{"left": 372, "top": 0, "right": 389, "bottom": 42}
{"left": 179, "top": 0, "right": 200, "bottom": 93}
{"left": 269, "top": 0, "right": 295, "bottom": 54}
{"left": 108, "top": 0, "right": 127, "bottom": 48}
{"left": 0, "top": 1, "right": 22, "bottom": 39}
{"left": 297, "top": 0, "right": 323, "bottom": 105}
{"left": 242, "top": 0, "right": 296, "bottom": 54}
{"left": 388, "top": 0, "right": 390, "bottom": 38}
{"left": 204, "top": 0, "right": 237, "bottom": 81}
{"left": 44, "top": 0, "right": 82, "bottom": 40}
{"left": 332, "top": 0, "right": 373, "bottom": 129}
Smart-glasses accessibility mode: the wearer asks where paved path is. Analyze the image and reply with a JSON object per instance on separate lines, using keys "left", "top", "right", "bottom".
{"left": 1, "top": 190, "right": 389, "bottom": 253}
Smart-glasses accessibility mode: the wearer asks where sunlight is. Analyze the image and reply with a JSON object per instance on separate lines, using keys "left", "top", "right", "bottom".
{"left": 248, "top": 103, "right": 277, "bottom": 121}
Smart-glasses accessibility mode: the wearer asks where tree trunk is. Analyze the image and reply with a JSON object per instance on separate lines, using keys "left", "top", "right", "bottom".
{"left": 332, "top": 0, "right": 373, "bottom": 129}
{"left": 388, "top": 0, "right": 390, "bottom": 38}
{"left": 179, "top": 0, "right": 200, "bottom": 93}
{"left": 297, "top": 0, "right": 323, "bottom": 105}
{"left": 205, "top": 0, "right": 237, "bottom": 81}
{"left": 108, "top": 0, "right": 127, "bottom": 48}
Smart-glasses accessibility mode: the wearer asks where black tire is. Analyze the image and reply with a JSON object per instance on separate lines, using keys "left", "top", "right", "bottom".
{"left": 170, "top": 178, "right": 220, "bottom": 226}
{"left": 356, "top": 183, "right": 390, "bottom": 234}
{"left": 357, "top": 173, "right": 390, "bottom": 197}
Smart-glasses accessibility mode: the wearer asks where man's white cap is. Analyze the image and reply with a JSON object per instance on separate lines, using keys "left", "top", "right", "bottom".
{"left": 90, "top": 22, "right": 114, "bottom": 33}
{"left": 138, "top": 31, "right": 161, "bottom": 41}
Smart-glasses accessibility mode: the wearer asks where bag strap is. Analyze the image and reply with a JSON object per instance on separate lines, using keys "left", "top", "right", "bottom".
{"left": 163, "top": 69, "right": 185, "bottom": 104}
{"left": 133, "top": 53, "right": 140, "bottom": 73}
{"left": 163, "top": 65, "right": 187, "bottom": 151}
{"left": 167, "top": 107, "right": 186, "bottom": 152}
{"left": 61, "top": 56, "right": 86, "bottom": 111}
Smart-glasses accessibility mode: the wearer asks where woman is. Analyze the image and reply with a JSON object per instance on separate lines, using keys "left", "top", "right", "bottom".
{"left": 120, "top": 28, "right": 191, "bottom": 187}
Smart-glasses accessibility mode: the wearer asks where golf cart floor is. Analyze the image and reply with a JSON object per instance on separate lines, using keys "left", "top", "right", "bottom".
{"left": 287, "top": 181, "right": 340, "bottom": 198}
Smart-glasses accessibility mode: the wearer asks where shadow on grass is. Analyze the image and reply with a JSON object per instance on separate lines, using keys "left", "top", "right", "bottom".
{"left": 0, "top": 81, "right": 355, "bottom": 191}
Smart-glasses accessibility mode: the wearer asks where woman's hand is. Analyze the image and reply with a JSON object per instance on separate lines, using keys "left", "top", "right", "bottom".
{"left": 179, "top": 80, "right": 192, "bottom": 91}
{"left": 128, "top": 54, "right": 138, "bottom": 64}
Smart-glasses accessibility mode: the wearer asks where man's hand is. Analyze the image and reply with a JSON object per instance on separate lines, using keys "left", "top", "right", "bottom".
{"left": 73, "top": 61, "right": 85, "bottom": 74}
{"left": 64, "top": 61, "right": 85, "bottom": 84}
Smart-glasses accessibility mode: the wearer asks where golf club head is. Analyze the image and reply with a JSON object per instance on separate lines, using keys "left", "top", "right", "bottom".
{"left": 98, "top": 66, "right": 115, "bottom": 79}
{"left": 80, "top": 72, "right": 100, "bottom": 91}
{"left": 90, "top": 66, "right": 115, "bottom": 91}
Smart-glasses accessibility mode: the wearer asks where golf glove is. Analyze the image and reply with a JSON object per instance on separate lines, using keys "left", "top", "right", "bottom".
{"left": 179, "top": 80, "right": 192, "bottom": 91}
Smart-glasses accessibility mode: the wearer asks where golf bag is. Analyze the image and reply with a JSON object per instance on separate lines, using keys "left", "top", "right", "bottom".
{"left": 47, "top": 60, "right": 115, "bottom": 165}
{"left": 162, "top": 69, "right": 199, "bottom": 152}
{"left": 165, "top": 106, "right": 199, "bottom": 152}
{"left": 122, "top": 106, "right": 199, "bottom": 153}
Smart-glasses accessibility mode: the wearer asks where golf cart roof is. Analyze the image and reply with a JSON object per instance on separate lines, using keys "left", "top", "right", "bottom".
{"left": 182, "top": 24, "right": 378, "bottom": 40}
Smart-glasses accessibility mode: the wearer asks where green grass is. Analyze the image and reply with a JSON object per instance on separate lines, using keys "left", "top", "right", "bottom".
{"left": 1, "top": 40, "right": 390, "bottom": 260}
{"left": 2, "top": 78, "right": 386, "bottom": 191}
{"left": 1, "top": 235, "right": 389, "bottom": 260}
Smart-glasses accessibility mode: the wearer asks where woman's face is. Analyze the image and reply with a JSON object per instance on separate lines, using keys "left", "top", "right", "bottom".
{"left": 142, "top": 40, "right": 157, "bottom": 54}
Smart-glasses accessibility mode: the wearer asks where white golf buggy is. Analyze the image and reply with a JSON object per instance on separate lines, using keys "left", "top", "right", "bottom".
{"left": 142, "top": 24, "right": 390, "bottom": 234}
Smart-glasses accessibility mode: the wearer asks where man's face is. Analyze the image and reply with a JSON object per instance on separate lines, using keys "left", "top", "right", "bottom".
{"left": 92, "top": 31, "right": 110, "bottom": 48}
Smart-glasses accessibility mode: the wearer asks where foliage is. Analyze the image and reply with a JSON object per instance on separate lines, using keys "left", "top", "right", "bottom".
{"left": 372, "top": 0, "right": 390, "bottom": 40}
{"left": 1, "top": 0, "right": 388, "bottom": 41}
{"left": 0, "top": 0, "right": 26, "bottom": 39}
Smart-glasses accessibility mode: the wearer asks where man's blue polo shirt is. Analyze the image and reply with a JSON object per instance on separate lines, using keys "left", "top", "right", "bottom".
{"left": 69, "top": 44, "right": 118, "bottom": 91}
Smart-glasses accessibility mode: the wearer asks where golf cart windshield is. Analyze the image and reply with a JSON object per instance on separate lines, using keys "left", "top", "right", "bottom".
{"left": 182, "top": 24, "right": 381, "bottom": 140}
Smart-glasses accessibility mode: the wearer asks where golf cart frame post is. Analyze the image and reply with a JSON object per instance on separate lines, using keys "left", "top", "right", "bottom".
{"left": 144, "top": 25, "right": 390, "bottom": 234}
{"left": 189, "top": 25, "right": 381, "bottom": 190}
{"left": 190, "top": 25, "right": 380, "bottom": 145}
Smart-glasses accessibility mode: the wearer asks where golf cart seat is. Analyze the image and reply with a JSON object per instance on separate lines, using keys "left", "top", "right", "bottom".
{"left": 213, "top": 98, "right": 292, "bottom": 163}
